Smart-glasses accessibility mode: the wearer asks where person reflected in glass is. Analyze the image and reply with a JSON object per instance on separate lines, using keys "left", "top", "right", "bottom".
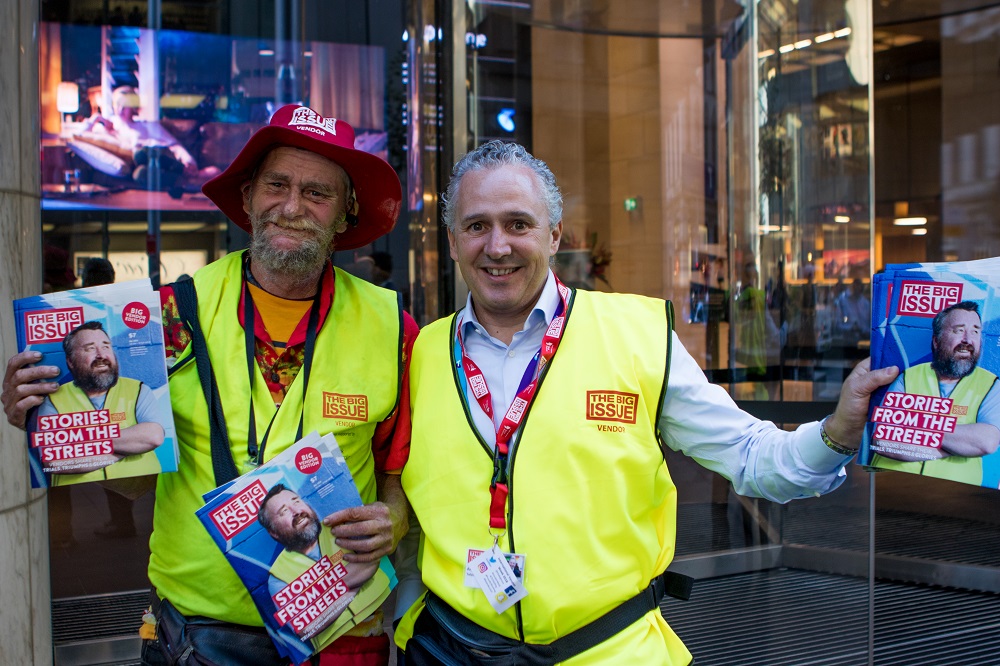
{"left": 735, "top": 260, "right": 782, "bottom": 399}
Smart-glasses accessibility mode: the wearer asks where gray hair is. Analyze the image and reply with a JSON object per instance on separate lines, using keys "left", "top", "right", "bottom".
{"left": 63, "top": 321, "right": 108, "bottom": 358}
{"left": 932, "top": 300, "right": 980, "bottom": 340}
{"left": 441, "top": 140, "right": 563, "bottom": 231}
{"left": 257, "top": 483, "right": 290, "bottom": 536}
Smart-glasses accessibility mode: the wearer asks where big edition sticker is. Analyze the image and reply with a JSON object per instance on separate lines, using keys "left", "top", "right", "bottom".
{"left": 122, "top": 302, "right": 150, "bottom": 329}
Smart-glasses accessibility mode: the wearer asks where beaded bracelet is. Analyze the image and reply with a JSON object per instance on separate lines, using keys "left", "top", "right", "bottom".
{"left": 820, "top": 418, "right": 857, "bottom": 456}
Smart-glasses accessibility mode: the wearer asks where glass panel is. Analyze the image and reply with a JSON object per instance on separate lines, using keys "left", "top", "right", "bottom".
{"left": 39, "top": 0, "right": 418, "bottom": 601}
{"left": 751, "top": 1, "right": 873, "bottom": 403}
{"left": 405, "top": 0, "right": 447, "bottom": 325}
{"left": 460, "top": 0, "right": 877, "bottom": 662}
{"left": 870, "top": 0, "right": 1000, "bottom": 615}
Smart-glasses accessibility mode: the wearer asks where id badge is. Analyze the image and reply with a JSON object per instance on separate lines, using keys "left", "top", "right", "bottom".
{"left": 468, "top": 544, "right": 529, "bottom": 614}
{"left": 465, "top": 549, "right": 525, "bottom": 587}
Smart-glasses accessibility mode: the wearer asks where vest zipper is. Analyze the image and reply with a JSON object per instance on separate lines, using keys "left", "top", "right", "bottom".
{"left": 503, "top": 288, "right": 576, "bottom": 645}
{"left": 448, "top": 291, "right": 577, "bottom": 643}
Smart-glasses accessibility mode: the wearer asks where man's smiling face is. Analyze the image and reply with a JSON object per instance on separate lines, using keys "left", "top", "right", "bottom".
{"left": 447, "top": 164, "right": 562, "bottom": 331}
{"left": 932, "top": 307, "right": 982, "bottom": 380}
{"left": 264, "top": 489, "right": 321, "bottom": 552}
{"left": 244, "top": 146, "right": 351, "bottom": 280}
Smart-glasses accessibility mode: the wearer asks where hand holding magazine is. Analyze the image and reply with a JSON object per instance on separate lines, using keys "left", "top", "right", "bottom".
{"left": 861, "top": 260, "right": 1000, "bottom": 490}
{"left": 12, "top": 279, "right": 178, "bottom": 487}
{"left": 196, "top": 432, "right": 397, "bottom": 665}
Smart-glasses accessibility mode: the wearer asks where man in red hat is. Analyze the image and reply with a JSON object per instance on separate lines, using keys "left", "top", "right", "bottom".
{"left": 3, "top": 105, "right": 417, "bottom": 666}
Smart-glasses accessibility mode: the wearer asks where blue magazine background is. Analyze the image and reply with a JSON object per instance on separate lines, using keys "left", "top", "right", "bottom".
{"left": 864, "top": 265, "right": 1000, "bottom": 488}
{"left": 13, "top": 281, "right": 178, "bottom": 487}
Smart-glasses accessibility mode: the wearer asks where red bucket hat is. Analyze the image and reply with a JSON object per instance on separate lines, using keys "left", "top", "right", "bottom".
{"left": 202, "top": 105, "right": 401, "bottom": 251}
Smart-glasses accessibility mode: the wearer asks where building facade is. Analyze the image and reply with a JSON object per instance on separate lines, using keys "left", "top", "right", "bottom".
{"left": 3, "top": 0, "right": 1000, "bottom": 663}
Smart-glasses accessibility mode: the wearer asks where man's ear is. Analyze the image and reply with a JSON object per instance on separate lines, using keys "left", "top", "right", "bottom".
{"left": 241, "top": 181, "right": 253, "bottom": 216}
{"left": 549, "top": 221, "right": 563, "bottom": 256}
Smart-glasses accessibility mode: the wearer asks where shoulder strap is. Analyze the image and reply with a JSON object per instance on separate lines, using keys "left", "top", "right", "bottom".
{"left": 170, "top": 277, "right": 240, "bottom": 486}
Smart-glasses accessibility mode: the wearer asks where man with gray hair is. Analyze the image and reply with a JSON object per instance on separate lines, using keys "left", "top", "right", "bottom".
{"left": 394, "top": 140, "right": 898, "bottom": 664}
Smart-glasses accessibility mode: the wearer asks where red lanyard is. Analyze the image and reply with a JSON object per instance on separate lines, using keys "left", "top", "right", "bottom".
{"left": 457, "top": 279, "right": 571, "bottom": 530}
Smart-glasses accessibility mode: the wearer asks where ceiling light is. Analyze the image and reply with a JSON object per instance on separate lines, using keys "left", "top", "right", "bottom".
{"left": 758, "top": 49, "right": 775, "bottom": 59}
{"left": 834, "top": 215, "right": 850, "bottom": 223}
{"left": 779, "top": 44, "right": 795, "bottom": 54}
{"left": 815, "top": 32, "right": 835, "bottom": 44}
{"left": 794, "top": 39, "right": 812, "bottom": 49}
{"left": 912, "top": 228, "right": 928, "bottom": 236}
{"left": 893, "top": 217, "right": 927, "bottom": 226}
{"left": 834, "top": 27, "right": 852, "bottom": 38}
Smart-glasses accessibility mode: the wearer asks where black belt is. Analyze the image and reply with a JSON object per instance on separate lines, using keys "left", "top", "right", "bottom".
{"left": 409, "top": 571, "right": 693, "bottom": 665}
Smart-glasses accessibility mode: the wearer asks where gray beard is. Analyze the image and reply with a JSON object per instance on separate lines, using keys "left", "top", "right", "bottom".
{"left": 73, "top": 367, "right": 118, "bottom": 394}
{"left": 931, "top": 350, "right": 979, "bottom": 381}
{"left": 250, "top": 231, "right": 329, "bottom": 282}
{"left": 248, "top": 211, "right": 336, "bottom": 282}
{"left": 279, "top": 516, "right": 321, "bottom": 552}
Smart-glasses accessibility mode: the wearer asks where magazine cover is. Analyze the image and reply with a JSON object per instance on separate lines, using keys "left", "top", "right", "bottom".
{"left": 861, "top": 261, "right": 1000, "bottom": 489}
{"left": 12, "top": 279, "right": 178, "bottom": 488}
{"left": 196, "top": 432, "right": 397, "bottom": 665}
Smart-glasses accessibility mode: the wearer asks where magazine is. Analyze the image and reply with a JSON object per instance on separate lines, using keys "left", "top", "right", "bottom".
{"left": 12, "top": 279, "right": 178, "bottom": 488}
{"left": 196, "top": 432, "right": 397, "bottom": 665}
{"left": 860, "top": 260, "right": 1000, "bottom": 490}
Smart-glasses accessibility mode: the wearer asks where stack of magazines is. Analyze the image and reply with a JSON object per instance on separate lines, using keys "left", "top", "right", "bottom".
{"left": 861, "top": 260, "right": 1000, "bottom": 489}
{"left": 197, "top": 432, "right": 397, "bottom": 664}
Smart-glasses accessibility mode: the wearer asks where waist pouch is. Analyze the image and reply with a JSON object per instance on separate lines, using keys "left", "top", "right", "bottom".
{"left": 151, "top": 594, "right": 288, "bottom": 666}
{"left": 406, "top": 572, "right": 693, "bottom": 666}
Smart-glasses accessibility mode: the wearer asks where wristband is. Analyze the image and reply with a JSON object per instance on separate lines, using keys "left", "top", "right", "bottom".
{"left": 820, "top": 418, "right": 856, "bottom": 456}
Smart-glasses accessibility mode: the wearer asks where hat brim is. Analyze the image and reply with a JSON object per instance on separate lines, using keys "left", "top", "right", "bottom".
{"left": 201, "top": 125, "right": 402, "bottom": 251}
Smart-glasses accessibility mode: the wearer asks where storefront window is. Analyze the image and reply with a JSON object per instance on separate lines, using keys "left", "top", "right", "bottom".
{"left": 39, "top": 0, "right": 421, "bottom": 615}
{"left": 455, "top": 1, "right": 998, "bottom": 664}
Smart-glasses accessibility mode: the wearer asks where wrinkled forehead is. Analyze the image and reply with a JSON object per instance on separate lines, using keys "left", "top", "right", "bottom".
{"left": 270, "top": 489, "right": 302, "bottom": 511}
{"left": 943, "top": 309, "right": 981, "bottom": 329}
{"left": 255, "top": 146, "right": 350, "bottom": 188}
{"left": 72, "top": 329, "right": 112, "bottom": 349}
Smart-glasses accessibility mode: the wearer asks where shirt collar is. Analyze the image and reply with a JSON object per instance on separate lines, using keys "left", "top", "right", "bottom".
{"left": 459, "top": 270, "right": 560, "bottom": 340}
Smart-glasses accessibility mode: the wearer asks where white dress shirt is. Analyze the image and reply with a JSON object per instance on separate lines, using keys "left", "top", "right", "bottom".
{"left": 454, "top": 270, "right": 852, "bottom": 503}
